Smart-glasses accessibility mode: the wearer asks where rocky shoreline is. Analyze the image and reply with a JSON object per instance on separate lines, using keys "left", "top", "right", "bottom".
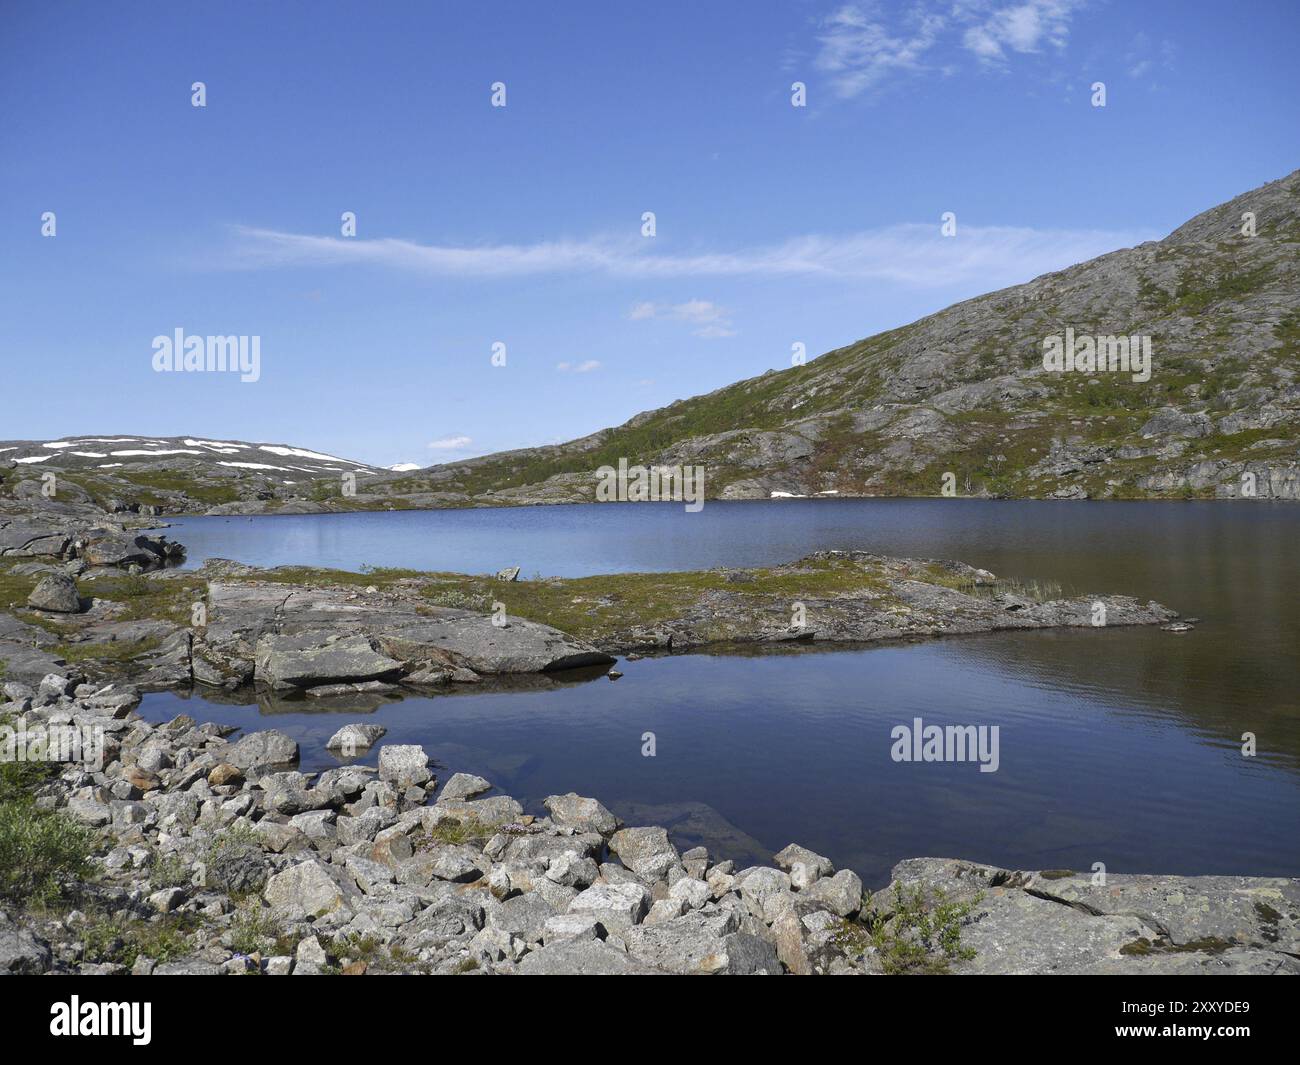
{"left": 2, "top": 673, "right": 1296, "bottom": 976}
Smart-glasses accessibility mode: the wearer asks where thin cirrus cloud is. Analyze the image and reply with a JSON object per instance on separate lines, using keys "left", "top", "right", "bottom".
{"left": 426, "top": 434, "right": 472, "bottom": 450}
{"left": 226, "top": 221, "right": 1146, "bottom": 289}
{"left": 556, "top": 360, "right": 602, "bottom": 373}
{"left": 813, "top": 1, "right": 1084, "bottom": 98}
{"left": 629, "top": 299, "right": 737, "bottom": 338}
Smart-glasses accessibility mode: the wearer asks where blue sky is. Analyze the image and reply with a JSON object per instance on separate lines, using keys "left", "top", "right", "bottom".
{"left": 2, "top": 0, "right": 1297, "bottom": 467}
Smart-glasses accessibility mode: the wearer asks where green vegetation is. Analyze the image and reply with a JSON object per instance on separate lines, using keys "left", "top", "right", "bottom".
{"left": 0, "top": 713, "right": 95, "bottom": 905}
{"left": 414, "top": 816, "right": 502, "bottom": 848}
{"left": 148, "top": 848, "right": 193, "bottom": 890}
{"left": 923, "top": 564, "right": 1066, "bottom": 602}
{"left": 0, "top": 564, "right": 38, "bottom": 611}
{"left": 861, "top": 883, "right": 982, "bottom": 975}
{"left": 55, "top": 636, "right": 164, "bottom": 665}
{"left": 228, "top": 900, "right": 296, "bottom": 957}
{"left": 80, "top": 912, "right": 202, "bottom": 968}
{"left": 0, "top": 738, "right": 95, "bottom": 905}
{"left": 215, "top": 554, "right": 901, "bottom": 645}
{"left": 1120, "top": 934, "right": 1234, "bottom": 957}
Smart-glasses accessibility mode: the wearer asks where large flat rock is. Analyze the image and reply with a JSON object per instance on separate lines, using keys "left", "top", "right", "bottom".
{"left": 876, "top": 857, "right": 1300, "bottom": 975}
{"left": 1023, "top": 869, "right": 1300, "bottom": 954}
{"left": 203, "top": 579, "right": 614, "bottom": 685}
{"left": 255, "top": 632, "right": 405, "bottom": 689}
{"left": 374, "top": 616, "right": 615, "bottom": 674}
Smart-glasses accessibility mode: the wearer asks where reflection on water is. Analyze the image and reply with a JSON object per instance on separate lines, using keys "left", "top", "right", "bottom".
{"left": 148, "top": 500, "right": 1300, "bottom": 884}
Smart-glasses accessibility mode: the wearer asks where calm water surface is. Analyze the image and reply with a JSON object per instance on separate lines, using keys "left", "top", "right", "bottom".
{"left": 147, "top": 500, "right": 1300, "bottom": 884}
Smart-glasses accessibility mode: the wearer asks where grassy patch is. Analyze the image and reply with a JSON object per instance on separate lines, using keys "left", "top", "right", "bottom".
{"left": 148, "top": 849, "right": 193, "bottom": 890}
{"left": 0, "top": 563, "right": 38, "bottom": 611}
{"left": 923, "top": 564, "right": 1066, "bottom": 602}
{"left": 81, "top": 912, "right": 202, "bottom": 968}
{"left": 54, "top": 637, "right": 164, "bottom": 664}
{"left": 219, "top": 555, "right": 902, "bottom": 645}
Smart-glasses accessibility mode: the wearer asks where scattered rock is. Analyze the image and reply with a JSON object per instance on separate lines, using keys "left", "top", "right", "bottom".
{"left": 378, "top": 744, "right": 432, "bottom": 788}
{"left": 325, "top": 723, "right": 387, "bottom": 755}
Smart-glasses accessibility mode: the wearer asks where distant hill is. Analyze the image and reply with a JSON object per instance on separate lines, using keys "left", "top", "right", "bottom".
{"left": 0, "top": 436, "right": 387, "bottom": 514}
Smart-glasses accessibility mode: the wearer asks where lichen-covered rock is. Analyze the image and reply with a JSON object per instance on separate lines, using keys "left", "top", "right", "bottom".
{"left": 255, "top": 633, "right": 404, "bottom": 690}
{"left": 325, "top": 722, "right": 387, "bottom": 755}
{"left": 378, "top": 744, "right": 432, "bottom": 789}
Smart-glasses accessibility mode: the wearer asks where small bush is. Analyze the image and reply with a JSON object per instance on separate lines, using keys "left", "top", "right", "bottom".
{"left": 0, "top": 754, "right": 57, "bottom": 805}
{"left": 0, "top": 799, "right": 95, "bottom": 905}
{"left": 863, "top": 883, "right": 982, "bottom": 975}
{"left": 228, "top": 900, "right": 290, "bottom": 956}
{"left": 149, "top": 849, "right": 193, "bottom": 889}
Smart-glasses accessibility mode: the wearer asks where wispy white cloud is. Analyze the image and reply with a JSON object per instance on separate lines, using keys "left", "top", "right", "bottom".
{"left": 628, "top": 299, "right": 737, "bottom": 338}
{"left": 427, "top": 434, "right": 472, "bottom": 450}
{"left": 556, "top": 360, "right": 602, "bottom": 373}
{"left": 814, "top": 3, "right": 945, "bottom": 98}
{"left": 1124, "top": 33, "right": 1176, "bottom": 81}
{"left": 226, "top": 221, "right": 1149, "bottom": 289}
{"left": 962, "top": 1, "right": 1079, "bottom": 63}
{"left": 810, "top": 1, "right": 1084, "bottom": 98}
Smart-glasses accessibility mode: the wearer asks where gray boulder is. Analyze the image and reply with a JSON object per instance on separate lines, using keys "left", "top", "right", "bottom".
{"left": 27, "top": 573, "right": 81, "bottom": 613}
{"left": 622, "top": 909, "right": 782, "bottom": 974}
{"left": 378, "top": 744, "right": 432, "bottom": 788}
{"left": 801, "top": 869, "right": 864, "bottom": 917}
{"left": 440, "top": 772, "right": 492, "bottom": 801}
{"left": 225, "top": 729, "right": 299, "bottom": 770}
{"left": 567, "top": 881, "right": 649, "bottom": 933}
{"left": 544, "top": 793, "right": 620, "bottom": 836}
{"left": 774, "top": 843, "right": 834, "bottom": 886}
{"left": 608, "top": 826, "right": 679, "bottom": 881}
{"left": 264, "top": 859, "right": 359, "bottom": 920}
{"left": 0, "top": 912, "right": 51, "bottom": 974}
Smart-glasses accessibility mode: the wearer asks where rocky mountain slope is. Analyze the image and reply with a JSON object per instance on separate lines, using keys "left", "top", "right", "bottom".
{"left": 381, "top": 168, "right": 1300, "bottom": 506}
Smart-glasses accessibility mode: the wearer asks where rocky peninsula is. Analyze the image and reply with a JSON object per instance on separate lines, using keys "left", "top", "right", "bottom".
{"left": 1, "top": 498, "right": 1180, "bottom": 694}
